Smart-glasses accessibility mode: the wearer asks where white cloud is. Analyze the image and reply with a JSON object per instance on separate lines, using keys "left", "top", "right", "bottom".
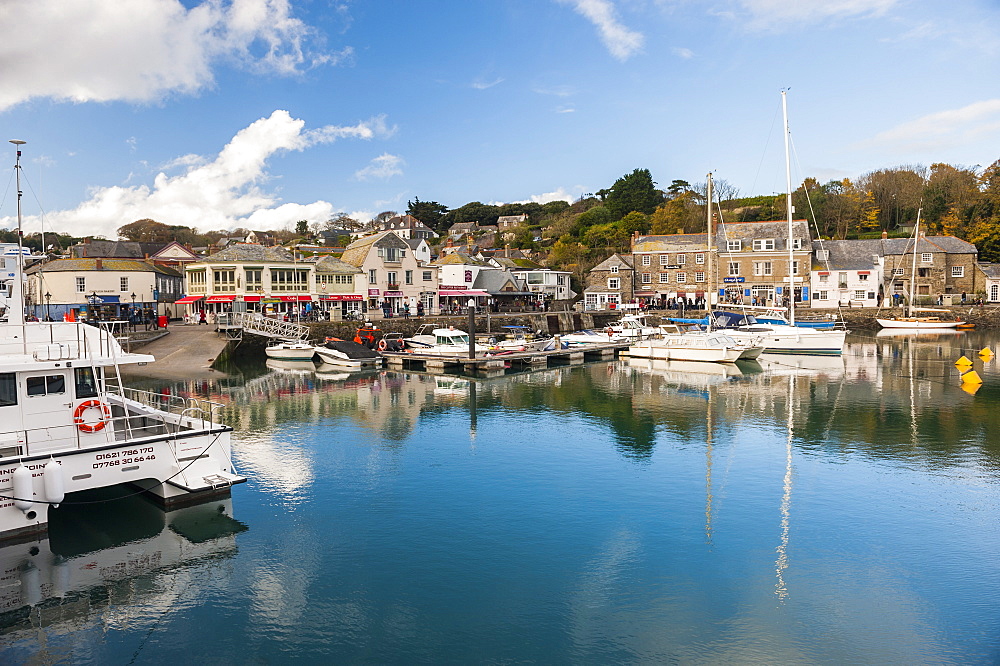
{"left": 471, "top": 77, "right": 505, "bottom": 90}
{"left": 532, "top": 84, "right": 578, "bottom": 97}
{"left": 556, "top": 105, "right": 576, "bottom": 113}
{"left": 672, "top": 47, "right": 694, "bottom": 59}
{"left": 354, "top": 154, "right": 405, "bottom": 181}
{"left": 865, "top": 99, "right": 1000, "bottom": 152}
{"left": 516, "top": 187, "right": 578, "bottom": 204}
{"left": 0, "top": 110, "right": 388, "bottom": 237}
{"left": 556, "top": 0, "right": 644, "bottom": 61}
{"left": 734, "top": 0, "right": 898, "bottom": 28}
{"left": 0, "top": 0, "right": 342, "bottom": 111}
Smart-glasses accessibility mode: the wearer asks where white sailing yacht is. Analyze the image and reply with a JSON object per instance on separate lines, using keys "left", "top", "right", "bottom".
{"left": 715, "top": 92, "right": 847, "bottom": 356}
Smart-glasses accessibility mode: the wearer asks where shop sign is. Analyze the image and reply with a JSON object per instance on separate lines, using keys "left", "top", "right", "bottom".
{"left": 723, "top": 277, "right": 745, "bottom": 283}
{"left": 368, "top": 289, "right": 380, "bottom": 296}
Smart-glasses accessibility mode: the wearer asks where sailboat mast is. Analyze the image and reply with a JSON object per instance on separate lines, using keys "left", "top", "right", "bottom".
{"left": 706, "top": 172, "right": 713, "bottom": 320}
{"left": 909, "top": 208, "right": 921, "bottom": 317}
{"left": 781, "top": 91, "right": 795, "bottom": 325}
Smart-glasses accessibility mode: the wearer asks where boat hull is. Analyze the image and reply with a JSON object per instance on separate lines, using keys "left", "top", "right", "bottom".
{"left": 265, "top": 344, "right": 317, "bottom": 361}
{"left": 876, "top": 318, "right": 962, "bottom": 329}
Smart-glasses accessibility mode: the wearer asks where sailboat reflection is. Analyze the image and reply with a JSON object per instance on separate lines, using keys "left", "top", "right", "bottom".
{"left": 0, "top": 485, "right": 246, "bottom": 629}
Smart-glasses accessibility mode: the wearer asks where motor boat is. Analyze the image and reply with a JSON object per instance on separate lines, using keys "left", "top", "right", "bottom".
{"left": 264, "top": 339, "right": 317, "bottom": 361}
{"left": 404, "top": 324, "right": 489, "bottom": 356}
{"left": 485, "top": 326, "right": 552, "bottom": 353}
{"left": 710, "top": 310, "right": 847, "bottom": 356}
{"left": 610, "top": 313, "right": 660, "bottom": 341}
{"left": 559, "top": 328, "right": 626, "bottom": 346}
{"left": 625, "top": 324, "right": 754, "bottom": 363}
{"left": 315, "top": 337, "right": 384, "bottom": 368}
{"left": 0, "top": 241, "right": 244, "bottom": 542}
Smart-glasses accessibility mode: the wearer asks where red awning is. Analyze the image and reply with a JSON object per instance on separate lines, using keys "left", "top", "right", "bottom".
{"left": 175, "top": 296, "right": 204, "bottom": 304}
{"left": 279, "top": 295, "right": 312, "bottom": 302}
{"left": 242, "top": 295, "right": 262, "bottom": 302}
{"left": 320, "top": 294, "right": 363, "bottom": 301}
{"left": 857, "top": 271, "right": 870, "bottom": 275}
{"left": 205, "top": 295, "right": 236, "bottom": 303}
{"left": 818, "top": 271, "right": 830, "bottom": 276}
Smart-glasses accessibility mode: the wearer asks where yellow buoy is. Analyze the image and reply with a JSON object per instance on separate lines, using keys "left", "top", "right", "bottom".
{"left": 961, "top": 382, "right": 982, "bottom": 396}
{"left": 955, "top": 355, "right": 973, "bottom": 367}
{"left": 979, "top": 347, "right": 994, "bottom": 359}
{"left": 961, "top": 369, "right": 983, "bottom": 385}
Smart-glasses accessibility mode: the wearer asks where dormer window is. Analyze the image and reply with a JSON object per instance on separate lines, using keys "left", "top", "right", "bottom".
{"left": 791, "top": 239, "right": 802, "bottom": 250}
{"left": 727, "top": 240, "right": 741, "bottom": 252}
{"left": 610, "top": 265, "right": 619, "bottom": 274}
{"left": 752, "top": 239, "right": 776, "bottom": 251}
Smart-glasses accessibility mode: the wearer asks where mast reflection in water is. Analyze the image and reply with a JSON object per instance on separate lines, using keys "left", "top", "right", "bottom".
{"left": 4, "top": 331, "right": 1000, "bottom": 663}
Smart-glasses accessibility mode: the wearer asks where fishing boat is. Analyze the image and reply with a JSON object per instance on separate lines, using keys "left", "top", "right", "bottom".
{"left": 314, "top": 337, "right": 384, "bottom": 368}
{"left": 559, "top": 328, "right": 626, "bottom": 346}
{"left": 264, "top": 339, "right": 317, "bottom": 361}
{"left": 0, "top": 235, "right": 243, "bottom": 543}
{"left": 404, "top": 324, "right": 489, "bottom": 356}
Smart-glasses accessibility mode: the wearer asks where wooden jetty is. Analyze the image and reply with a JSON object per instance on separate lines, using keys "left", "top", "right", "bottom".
{"left": 380, "top": 341, "right": 630, "bottom": 373}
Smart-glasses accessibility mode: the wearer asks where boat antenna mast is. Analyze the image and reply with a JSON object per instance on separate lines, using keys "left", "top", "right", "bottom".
{"left": 781, "top": 90, "right": 795, "bottom": 326}
{"left": 9, "top": 139, "right": 26, "bottom": 331}
{"left": 908, "top": 206, "right": 922, "bottom": 318}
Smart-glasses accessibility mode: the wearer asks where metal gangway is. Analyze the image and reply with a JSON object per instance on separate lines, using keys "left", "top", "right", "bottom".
{"left": 222, "top": 311, "right": 309, "bottom": 341}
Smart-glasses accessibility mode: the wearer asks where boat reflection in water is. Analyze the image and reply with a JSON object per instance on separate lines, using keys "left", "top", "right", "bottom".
{"left": 0, "top": 486, "right": 246, "bottom": 634}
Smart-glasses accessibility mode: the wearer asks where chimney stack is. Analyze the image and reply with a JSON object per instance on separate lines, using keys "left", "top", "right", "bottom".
{"left": 95, "top": 258, "right": 103, "bottom": 270}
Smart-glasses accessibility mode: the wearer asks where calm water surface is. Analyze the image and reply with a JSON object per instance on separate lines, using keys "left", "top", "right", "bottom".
{"left": 3, "top": 331, "right": 1000, "bottom": 664}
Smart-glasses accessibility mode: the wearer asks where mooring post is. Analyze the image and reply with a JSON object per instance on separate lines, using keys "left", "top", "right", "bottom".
{"left": 467, "top": 298, "right": 476, "bottom": 359}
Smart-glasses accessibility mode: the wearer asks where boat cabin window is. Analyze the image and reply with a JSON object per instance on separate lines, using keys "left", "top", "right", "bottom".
{"left": 0, "top": 373, "right": 16, "bottom": 406}
{"left": 75, "top": 367, "right": 99, "bottom": 399}
{"left": 26, "top": 374, "right": 66, "bottom": 397}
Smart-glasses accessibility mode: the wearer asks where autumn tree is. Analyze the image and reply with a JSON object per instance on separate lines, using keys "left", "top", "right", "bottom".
{"left": 117, "top": 218, "right": 176, "bottom": 242}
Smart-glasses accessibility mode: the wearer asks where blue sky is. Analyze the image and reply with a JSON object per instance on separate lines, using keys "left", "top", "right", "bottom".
{"left": 1, "top": 0, "right": 999, "bottom": 239}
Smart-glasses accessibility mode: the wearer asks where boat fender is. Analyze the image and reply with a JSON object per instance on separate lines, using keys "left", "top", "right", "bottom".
{"left": 12, "top": 465, "right": 33, "bottom": 512}
{"left": 43, "top": 459, "right": 64, "bottom": 508}
{"left": 73, "top": 400, "right": 111, "bottom": 433}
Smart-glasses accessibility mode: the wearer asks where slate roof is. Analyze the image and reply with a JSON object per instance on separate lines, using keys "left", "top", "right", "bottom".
{"left": 314, "top": 255, "right": 363, "bottom": 274}
{"left": 632, "top": 233, "right": 708, "bottom": 252}
{"left": 473, "top": 269, "right": 532, "bottom": 294}
{"left": 71, "top": 240, "right": 178, "bottom": 259}
{"left": 340, "top": 231, "right": 407, "bottom": 267}
{"left": 201, "top": 244, "right": 294, "bottom": 263}
{"left": 881, "top": 235, "right": 977, "bottom": 255}
{"left": 979, "top": 263, "right": 1000, "bottom": 279}
{"left": 26, "top": 258, "right": 181, "bottom": 276}
{"left": 715, "top": 220, "right": 813, "bottom": 250}
{"left": 431, "top": 252, "right": 487, "bottom": 266}
{"left": 812, "top": 239, "right": 883, "bottom": 271}
{"left": 590, "top": 253, "right": 635, "bottom": 271}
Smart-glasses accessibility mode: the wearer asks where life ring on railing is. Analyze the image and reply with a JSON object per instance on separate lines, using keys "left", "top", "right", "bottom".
{"left": 73, "top": 400, "right": 111, "bottom": 433}
{"left": 377, "top": 339, "right": 388, "bottom": 352}
{"left": 606, "top": 327, "right": 614, "bottom": 338}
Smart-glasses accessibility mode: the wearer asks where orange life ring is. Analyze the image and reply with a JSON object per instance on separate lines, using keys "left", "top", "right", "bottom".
{"left": 73, "top": 400, "right": 111, "bottom": 433}
{"left": 377, "top": 339, "right": 388, "bottom": 352}
{"left": 606, "top": 327, "right": 614, "bottom": 338}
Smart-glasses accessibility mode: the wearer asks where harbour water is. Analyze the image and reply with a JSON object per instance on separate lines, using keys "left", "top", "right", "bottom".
{"left": 2, "top": 331, "right": 1000, "bottom": 663}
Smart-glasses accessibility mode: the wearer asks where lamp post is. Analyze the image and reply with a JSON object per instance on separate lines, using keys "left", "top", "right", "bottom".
{"left": 44, "top": 292, "right": 51, "bottom": 321}
{"left": 467, "top": 298, "right": 476, "bottom": 359}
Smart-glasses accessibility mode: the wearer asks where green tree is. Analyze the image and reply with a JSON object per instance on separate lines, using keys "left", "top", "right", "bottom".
{"left": 295, "top": 220, "right": 309, "bottom": 236}
{"left": 604, "top": 168, "right": 663, "bottom": 220}
{"left": 407, "top": 198, "right": 450, "bottom": 232}
{"left": 569, "top": 205, "right": 612, "bottom": 237}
